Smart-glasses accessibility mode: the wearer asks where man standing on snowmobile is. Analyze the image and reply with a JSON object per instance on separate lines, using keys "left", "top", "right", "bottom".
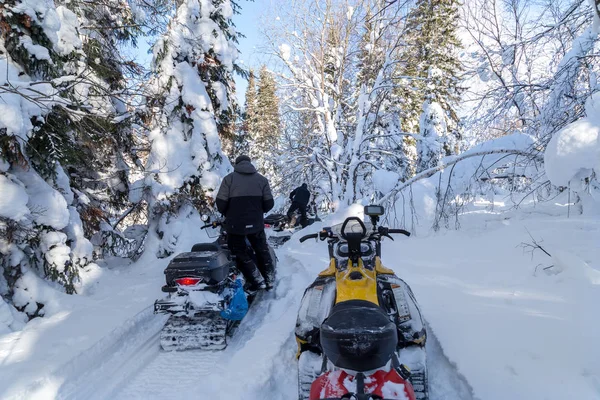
{"left": 287, "top": 183, "right": 310, "bottom": 228}
{"left": 216, "top": 155, "right": 276, "bottom": 290}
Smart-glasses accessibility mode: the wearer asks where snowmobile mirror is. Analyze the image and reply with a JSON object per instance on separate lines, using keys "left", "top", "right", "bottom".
{"left": 364, "top": 205, "right": 384, "bottom": 216}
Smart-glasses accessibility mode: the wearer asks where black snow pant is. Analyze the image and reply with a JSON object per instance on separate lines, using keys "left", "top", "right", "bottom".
{"left": 287, "top": 201, "right": 308, "bottom": 228}
{"left": 228, "top": 230, "right": 275, "bottom": 288}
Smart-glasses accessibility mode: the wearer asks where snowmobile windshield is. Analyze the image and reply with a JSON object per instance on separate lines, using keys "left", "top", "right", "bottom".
{"left": 330, "top": 219, "right": 373, "bottom": 238}
{"left": 205, "top": 224, "right": 221, "bottom": 238}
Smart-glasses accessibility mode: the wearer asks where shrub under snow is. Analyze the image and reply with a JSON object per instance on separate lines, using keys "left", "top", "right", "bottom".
{"left": 544, "top": 93, "right": 600, "bottom": 188}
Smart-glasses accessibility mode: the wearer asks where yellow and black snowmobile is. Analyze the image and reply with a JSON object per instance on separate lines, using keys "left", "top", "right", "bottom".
{"left": 295, "top": 205, "right": 428, "bottom": 400}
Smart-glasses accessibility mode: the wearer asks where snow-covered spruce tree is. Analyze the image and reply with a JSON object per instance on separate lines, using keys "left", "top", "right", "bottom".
{"left": 49, "top": 0, "right": 151, "bottom": 258}
{"left": 417, "top": 97, "right": 448, "bottom": 172}
{"left": 140, "top": 0, "right": 239, "bottom": 257}
{"left": 239, "top": 69, "right": 257, "bottom": 155}
{"left": 200, "top": 0, "right": 243, "bottom": 157}
{"left": 249, "top": 66, "right": 281, "bottom": 177}
{"left": 397, "top": 0, "right": 463, "bottom": 146}
{"left": 0, "top": 0, "right": 96, "bottom": 324}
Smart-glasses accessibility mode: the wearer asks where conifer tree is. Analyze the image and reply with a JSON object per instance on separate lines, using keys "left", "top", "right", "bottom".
{"left": 250, "top": 66, "right": 281, "bottom": 175}
{"left": 239, "top": 70, "right": 258, "bottom": 155}
{"left": 52, "top": 0, "right": 147, "bottom": 255}
{"left": 395, "top": 0, "right": 463, "bottom": 173}
{"left": 200, "top": 0, "right": 244, "bottom": 157}
{"left": 140, "top": 0, "right": 239, "bottom": 257}
{"left": 0, "top": 0, "right": 93, "bottom": 318}
{"left": 417, "top": 98, "right": 449, "bottom": 171}
{"left": 397, "top": 0, "right": 463, "bottom": 135}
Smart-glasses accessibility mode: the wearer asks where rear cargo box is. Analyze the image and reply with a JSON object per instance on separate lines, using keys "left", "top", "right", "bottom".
{"left": 165, "top": 249, "right": 233, "bottom": 286}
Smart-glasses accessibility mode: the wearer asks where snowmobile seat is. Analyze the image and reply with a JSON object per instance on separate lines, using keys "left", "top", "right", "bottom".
{"left": 320, "top": 300, "right": 398, "bottom": 372}
{"left": 191, "top": 242, "right": 221, "bottom": 252}
{"left": 265, "top": 213, "right": 287, "bottom": 225}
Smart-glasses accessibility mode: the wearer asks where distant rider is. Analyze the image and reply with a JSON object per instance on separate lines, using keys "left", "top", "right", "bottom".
{"left": 216, "top": 155, "right": 276, "bottom": 290}
{"left": 287, "top": 183, "right": 310, "bottom": 228}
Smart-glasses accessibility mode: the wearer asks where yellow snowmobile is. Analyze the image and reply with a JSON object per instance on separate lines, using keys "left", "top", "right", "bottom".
{"left": 295, "top": 205, "right": 428, "bottom": 400}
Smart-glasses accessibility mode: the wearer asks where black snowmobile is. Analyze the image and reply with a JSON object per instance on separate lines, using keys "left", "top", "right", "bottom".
{"left": 265, "top": 202, "right": 321, "bottom": 247}
{"left": 154, "top": 218, "right": 277, "bottom": 351}
{"left": 295, "top": 205, "right": 428, "bottom": 400}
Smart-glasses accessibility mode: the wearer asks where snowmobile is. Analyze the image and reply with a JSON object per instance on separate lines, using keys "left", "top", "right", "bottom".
{"left": 295, "top": 205, "right": 428, "bottom": 400}
{"left": 154, "top": 218, "right": 277, "bottom": 351}
{"left": 265, "top": 203, "right": 321, "bottom": 247}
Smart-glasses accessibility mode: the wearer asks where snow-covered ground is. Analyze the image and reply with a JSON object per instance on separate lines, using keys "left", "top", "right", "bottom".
{"left": 1, "top": 206, "right": 599, "bottom": 400}
{"left": 395, "top": 210, "right": 600, "bottom": 400}
{"left": 0, "top": 215, "right": 205, "bottom": 400}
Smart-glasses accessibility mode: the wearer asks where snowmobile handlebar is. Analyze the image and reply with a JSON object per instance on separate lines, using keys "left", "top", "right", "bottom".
{"left": 299, "top": 227, "right": 410, "bottom": 243}
{"left": 201, "top": 221, "right": 222, "bottom": 230}
{"left": 299, "top": 233, "right": 319, "bottom": 242}
{"left": 383, "top": 228, "right": 411, "bottom": 237}
{"left": 299, "top": 228, "right": 335, "bottom": 242}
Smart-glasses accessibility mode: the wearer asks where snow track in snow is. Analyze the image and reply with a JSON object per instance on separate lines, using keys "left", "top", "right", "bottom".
{"left": 115, "top": 252, "right": 313, "bottom": 399}
{"left": 19, "top": 307, "right": 168, "bottom": 400}
{"left": 426, "top": 325, "right": 475, "bottom": 400}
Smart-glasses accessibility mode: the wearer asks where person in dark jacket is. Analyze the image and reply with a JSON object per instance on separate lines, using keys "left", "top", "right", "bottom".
{"left": 287, "top": 183, "right": 310, "bottom": 228}
{"left": 216, "top": 155, "right": 276, "bottom": 290}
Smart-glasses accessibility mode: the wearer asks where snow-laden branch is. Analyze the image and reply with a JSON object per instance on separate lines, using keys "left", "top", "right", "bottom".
{"left": 377, "top": 149, "right": 539, "bottom": 204}
{"left": 590, "top": 0, "right": 600, "bottom": 31}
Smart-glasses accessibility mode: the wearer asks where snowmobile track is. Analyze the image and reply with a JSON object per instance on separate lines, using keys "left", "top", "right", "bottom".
{"left": 160, "top": 313, "right": 228, "bottom": 351}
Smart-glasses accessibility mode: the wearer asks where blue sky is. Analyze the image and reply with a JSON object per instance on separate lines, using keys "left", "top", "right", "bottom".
{"left": 232, "top": 0, "right": 268, "bottom": 104}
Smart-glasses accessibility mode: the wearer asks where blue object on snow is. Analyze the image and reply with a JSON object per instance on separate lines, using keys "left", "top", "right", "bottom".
{"left": 220, "top": 279, "right": 248, "bottom": 321}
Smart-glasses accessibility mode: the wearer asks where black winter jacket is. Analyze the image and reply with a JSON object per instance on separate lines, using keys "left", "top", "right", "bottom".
{"left": 216, "top": 161, "right": 274, "bottom": 235}
{"left": 290, "top": 185, "right": 310, "bottom": 206}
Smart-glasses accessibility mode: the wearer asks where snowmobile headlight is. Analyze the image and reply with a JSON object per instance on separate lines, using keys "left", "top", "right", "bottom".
{"left": 201, "top": 214, "right": 210, "bottom": 222}
{"left": 335, "top": 242, "right": 373, "bottom": 258}
{"left": 337, "top": 243, "right": 349, "bottom": 257}
{"left": 360, "top": 242, "right": 373, "bottom": 256}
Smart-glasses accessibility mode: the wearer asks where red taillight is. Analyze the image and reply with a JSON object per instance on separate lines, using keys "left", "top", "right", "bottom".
{"left": 175, "top": 277, "right": 202, "bottom": 286}
{"left": 264, "top": 224, "right": 271, "bottom": 228}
